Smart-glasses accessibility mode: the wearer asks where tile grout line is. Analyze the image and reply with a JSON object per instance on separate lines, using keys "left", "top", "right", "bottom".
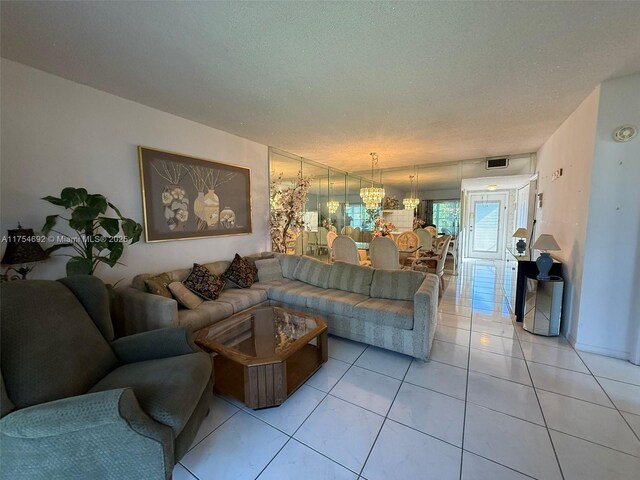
{"left": 356, "top": 348, "right": 413, "bottom": 478}
{"left": 515, "top": 308, "right": 566, "bottom": 480}
{"left": 254, "top": 339, "right": 371, "bottom": 478}
{"left": 572, "top": 350, "right": 640, "bottom": 445}
{"left": 457, "top": 265, "right": 475, "bottom": 480}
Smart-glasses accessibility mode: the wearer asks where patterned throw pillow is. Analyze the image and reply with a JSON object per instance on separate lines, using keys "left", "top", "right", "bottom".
{"left": 144, "top": 273, "right": 173, "bottom": 298}
{"left": 167, "top": 281, "right": 204, "bottom": 309}
{"left": 183, "top": 263, "right": 225, "bottom": 300}
{"left": 223, "top": 253, "right": 258, "bottom": 288}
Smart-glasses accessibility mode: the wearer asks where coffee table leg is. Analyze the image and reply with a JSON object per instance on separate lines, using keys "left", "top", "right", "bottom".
{"left": 318, "top": 330, "right": 328, "bottom": 363}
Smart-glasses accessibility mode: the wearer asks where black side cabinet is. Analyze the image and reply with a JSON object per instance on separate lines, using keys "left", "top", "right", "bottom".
{"left": 506, "top": 248, "right": 562, "bottom": 322}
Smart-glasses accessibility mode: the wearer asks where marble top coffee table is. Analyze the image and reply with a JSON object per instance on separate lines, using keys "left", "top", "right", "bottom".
{"left": 195, "top": 306, "right": 327, "bottom": 409}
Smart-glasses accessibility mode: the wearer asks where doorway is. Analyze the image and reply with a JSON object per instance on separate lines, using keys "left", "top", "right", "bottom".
{"left": 466, "top": 192, "right": 508, "bottom": 260}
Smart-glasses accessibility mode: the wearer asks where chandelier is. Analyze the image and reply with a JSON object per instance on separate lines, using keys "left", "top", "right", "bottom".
{"left": 403, "top": 173, "right": 419, "bottom": 210}
{"left": 360, "top": 152, "right": 385, "bottom": 210}
{"left": 327, "top": 182, "right": 340, "bottom": 214}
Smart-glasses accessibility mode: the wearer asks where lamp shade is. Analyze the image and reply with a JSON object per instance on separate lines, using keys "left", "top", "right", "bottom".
{"left": 533, "top": 234, "right": 560, "bottom": 251}
{"left": 512, "top": 228, "right": 528, "bottom": 238}
{"left": 1, "top": 228, "right": 48, "bottom": 265}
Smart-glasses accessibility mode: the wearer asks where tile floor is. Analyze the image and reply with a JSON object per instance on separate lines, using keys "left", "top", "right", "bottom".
{"left": 174, "top": 260, "right": 640, "bottom": 480}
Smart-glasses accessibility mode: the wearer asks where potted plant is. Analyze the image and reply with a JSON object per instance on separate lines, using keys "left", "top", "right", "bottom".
{"left": 41, "top": 187, "right": 143, "bottom": 276}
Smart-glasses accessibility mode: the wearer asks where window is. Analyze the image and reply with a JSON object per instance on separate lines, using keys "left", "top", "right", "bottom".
{"left": 345, "top": 205, "right": 365, "bottom": 229}
{"left": 432, "top": 200, "right": 460, "bottom": 235}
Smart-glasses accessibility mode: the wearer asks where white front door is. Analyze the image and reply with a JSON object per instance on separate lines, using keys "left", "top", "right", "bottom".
{"left": 467, "top": 192, "right": 507, "bottom": 260}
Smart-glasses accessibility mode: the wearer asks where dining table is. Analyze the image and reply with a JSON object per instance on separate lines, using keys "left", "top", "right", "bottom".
{"left": 355, "top": 241, "right": 421, "bottom": 255}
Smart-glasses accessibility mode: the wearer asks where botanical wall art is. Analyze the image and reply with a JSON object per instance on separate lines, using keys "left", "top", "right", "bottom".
{"left": 138, "top": 147, "right": 251, "bottom": 242}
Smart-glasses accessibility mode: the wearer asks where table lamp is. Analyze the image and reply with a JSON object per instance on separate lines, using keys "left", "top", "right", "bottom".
{"left": 1, "top": 226, "right": 49, "bottom": 280}
{"left": 532, "top": 234, "right": 560, "bottom": 281}
{"left": 512, "top": 228, "right": 528, "bottom": 254}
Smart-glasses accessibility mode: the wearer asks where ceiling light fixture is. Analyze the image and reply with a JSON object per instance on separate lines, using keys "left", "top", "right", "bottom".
{"left": 487, "top": 184, "right": 498, "bottom": 191}
{"left": 403, "top": 172, "right": 419, "bottom": 211}
{"left": 327, "top": 183, "right": 339, "bottom": 214}
{"left": 360, "top": 152, "right": 385, "bottom": 210}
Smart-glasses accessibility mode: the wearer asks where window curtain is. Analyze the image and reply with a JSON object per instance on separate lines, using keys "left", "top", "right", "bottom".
{"left": 423, "top": 200, "right": 434, "bottom": 224}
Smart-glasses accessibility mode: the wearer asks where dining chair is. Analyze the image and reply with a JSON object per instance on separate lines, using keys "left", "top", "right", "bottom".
{"left": 425, "top": 225, "right": 438, "bottom": 239}
{"left": 293, "top": 231, "right": 305, "bottom": 255}
{"left": 350, "top": 227, "right": 361, "bottom": 242}
{"left": 340, "top": 226, "right": 353, "bottom": 236}
{"left": 369, "top": 236, "right": 400, "bottom": 270}
{"left": 317, "top": 226, "right": 329, "bottom": 254}
{"left": 326, "top": 231, "right": 338, "bottom": 261}
{"left": 333, "top": 235, "right": 364, "bottom": 265}
{"left": 415, "top": 228, "right": 433, "bottom": 252}
{"left": 412, "top": 235, "right": 451, "bottom": 295}
{"left": 307, "top": 231, "right": 319, "bottom": 255}
{"left": 395, "top": 231, "right": 420, "bottom": 268}
{"left": 446, "top": 236, "right": 458, "bottom": 274}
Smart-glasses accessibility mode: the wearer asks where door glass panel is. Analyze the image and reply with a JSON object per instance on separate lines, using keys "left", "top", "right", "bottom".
{"left": 473, "top": 201, "right": 500, "bottom": 253}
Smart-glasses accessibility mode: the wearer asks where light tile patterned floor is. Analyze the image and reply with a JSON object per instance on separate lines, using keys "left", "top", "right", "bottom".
{"left": 175, "top": 260, "right": 640, "bottom": 480}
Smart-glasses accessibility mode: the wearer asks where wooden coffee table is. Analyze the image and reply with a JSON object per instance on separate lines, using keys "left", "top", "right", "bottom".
{"left": 195, "top": 306, "right": 328, "bottom": 409}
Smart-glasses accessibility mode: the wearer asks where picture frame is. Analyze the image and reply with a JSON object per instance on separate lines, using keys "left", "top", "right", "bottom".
{"left": 138, "top": 146, "right": 252, "bottom": 242}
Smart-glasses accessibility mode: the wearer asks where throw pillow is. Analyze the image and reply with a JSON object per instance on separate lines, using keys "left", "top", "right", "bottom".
{"left": 255, "top": 258, "right": 283, "bottom": 282}
{"left": 167, "top": 281, "right": 204, "bottom": 309}
{"left": 144, "top": 273, "right": 173, "bottom": 298}
{"left": 223, "top": 253, "right": 258, "bottom": 288}
{"left": 183, "top": 263, "right": 225, "bottom": 300}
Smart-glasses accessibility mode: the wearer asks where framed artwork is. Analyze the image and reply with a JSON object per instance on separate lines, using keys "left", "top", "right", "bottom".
{"left": 138, "top": 146, "right": 252, "bottom": 242}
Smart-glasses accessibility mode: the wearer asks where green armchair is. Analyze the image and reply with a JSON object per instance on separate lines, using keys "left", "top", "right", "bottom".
{"left": 0, "top": 276, "right": 213, "bottom": 480}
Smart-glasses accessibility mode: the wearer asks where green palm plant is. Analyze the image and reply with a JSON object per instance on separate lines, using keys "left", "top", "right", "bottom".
{"left": 42, "top": 187, "right": 143, "bottom": 276}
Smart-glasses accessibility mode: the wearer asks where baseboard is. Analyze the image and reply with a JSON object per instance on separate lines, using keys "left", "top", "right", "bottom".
{"left": 573, "top": 342, "right": 631, "bottom": 361}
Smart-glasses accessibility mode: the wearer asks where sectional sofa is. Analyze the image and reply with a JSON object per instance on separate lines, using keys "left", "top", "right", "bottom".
{"left": 115, "top": 253, "right": 440, "bottom": 360}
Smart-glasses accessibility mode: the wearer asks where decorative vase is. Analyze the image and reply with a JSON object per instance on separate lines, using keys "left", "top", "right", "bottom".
{"left": 536, "top": 252, "right": 553, "bottom": 280}
{"left": 219, "top": 206, "right": 236, "bottom": 228}
{"left": 162, "top": 184, "right": 189, "bottom": 231}
{"left": 201, "top": 190, "right": 219, "bottom": 227}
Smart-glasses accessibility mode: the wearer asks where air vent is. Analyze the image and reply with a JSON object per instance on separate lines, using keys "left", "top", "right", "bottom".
{"left": 486, "top": 157, "right": 509, "bottom": 170}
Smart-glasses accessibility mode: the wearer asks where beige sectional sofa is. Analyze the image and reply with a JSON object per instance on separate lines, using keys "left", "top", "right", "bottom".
{"left": 115, "top": 253, "right": 440, "bottom": 360}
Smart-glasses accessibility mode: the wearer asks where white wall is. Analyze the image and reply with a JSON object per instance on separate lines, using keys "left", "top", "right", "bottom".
{"left": 577, "top": 73, "right": 640, "bottom": 359}
{"left": 1, "top": 60, "right": 270, "bottom": 285}
{"left": 535, "top": 87, "right": 600, "bottom": 343}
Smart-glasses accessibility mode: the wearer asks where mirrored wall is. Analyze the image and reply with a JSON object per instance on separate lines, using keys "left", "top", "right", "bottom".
{"left": 269, "top": 147, "right": 383, "bottom": 260}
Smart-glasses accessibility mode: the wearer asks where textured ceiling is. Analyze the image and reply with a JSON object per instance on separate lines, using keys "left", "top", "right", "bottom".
{"left": 2, "top": 1, "right": 640, "bottom": 172}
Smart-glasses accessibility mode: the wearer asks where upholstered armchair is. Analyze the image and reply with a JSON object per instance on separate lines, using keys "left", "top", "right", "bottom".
{"left": 0, "top": 276, "right": 213, "bottom": 480}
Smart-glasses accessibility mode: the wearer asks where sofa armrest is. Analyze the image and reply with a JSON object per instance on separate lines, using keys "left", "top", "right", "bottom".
{"left": 0, "top": 388, "right": 173, "bottom": 479}
{"left": 413, "top": 273, "right": 440, "bottom": 359}
{"left": 111, "top": 327, "right": 199, "bottom": 364}
{"left": 113, "top": 286, "right": 179, "bottom": 336}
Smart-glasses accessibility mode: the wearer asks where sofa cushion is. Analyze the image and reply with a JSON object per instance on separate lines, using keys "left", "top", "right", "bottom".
{"left": 268, "top": 281, "right": 324, "bottom": 309}
{"left": 292, "top": 256, "right": 331, "bottom": 288}
{"left": 222, "top": 254, "right": 258, "bottom": 288}
{"left": 89, "top": 352, "right": 211, "bottom": 436}
{"left": 352, "top": 297, "right": 414, "bottom": 330}
{"left": 184, "top": 264, "right": 225, "bottom": 300}
{"left": 276, "top": 253, "right": 301, "bottom": 280}
{"left": 215, "top": 288, "right": 268, "bottom": 313}
{"left": 255, "top": 258, "right": 283, "bottom": 282}
{"left": 306, "top": 289, "right": 370, "bottom": 317}
{"left": 370, "top": 270, "right": 426, "bottom": 301}
{"left": 168, "top": 281, "right": 203, "bottom": 310}
{"left": 177, "top": 301, "right": 234, "bottom": 331}
{"left": 328, "top": 262, "right": 374, "bottom": 296}
{"left": 144, "top": 273, "right": 173, "bottom": 298}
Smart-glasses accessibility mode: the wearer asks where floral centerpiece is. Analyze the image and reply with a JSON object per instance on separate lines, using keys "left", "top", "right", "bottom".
{"left": 382, "top": 196, "right": 401, "bottom": 210}
{"left": 270, "top": 171, "right": 312, "bottom": 253}
{"left": 372, "top": 217, "right": 396, "bottom": 237}
{"left": 413, "top": 218, "right": 426, "bottom": 230}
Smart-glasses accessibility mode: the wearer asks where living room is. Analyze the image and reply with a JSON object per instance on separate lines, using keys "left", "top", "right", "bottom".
{"left": 1, "top": 2, "right": 639, "bottom": 480}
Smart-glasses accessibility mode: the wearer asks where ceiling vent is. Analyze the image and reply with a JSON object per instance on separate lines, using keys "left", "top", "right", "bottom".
{"left": 486, "top": 157, "right": 509, "bottom": 170}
